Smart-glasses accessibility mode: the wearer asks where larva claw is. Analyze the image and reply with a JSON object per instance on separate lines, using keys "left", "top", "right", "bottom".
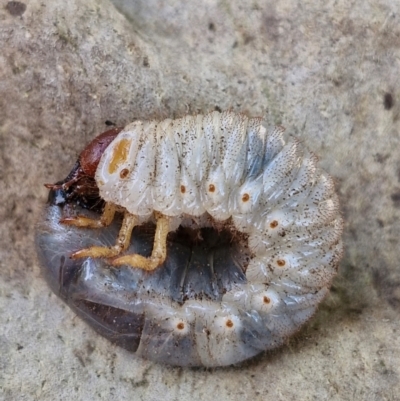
{"left": 71, "top": 246, "right": 121, "bottom": 259}
{"left": 111, "top": 253, "right": 164, "bottom": 271}
{"left": 61, "top": 216, "right": 103, "bottom": 228}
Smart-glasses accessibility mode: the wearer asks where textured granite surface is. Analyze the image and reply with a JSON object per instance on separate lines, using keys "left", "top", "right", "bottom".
{"left": 1, "top": 0, "right": 400, "bottom": 399}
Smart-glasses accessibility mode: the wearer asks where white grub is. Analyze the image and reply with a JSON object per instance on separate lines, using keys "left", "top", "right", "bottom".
{"left": 40, "top": 111, "right": 343, "bottom": 367}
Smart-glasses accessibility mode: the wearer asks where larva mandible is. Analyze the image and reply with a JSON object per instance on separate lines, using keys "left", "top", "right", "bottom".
{"left": 36, "top": 110, "right": 343, "bottom": 367}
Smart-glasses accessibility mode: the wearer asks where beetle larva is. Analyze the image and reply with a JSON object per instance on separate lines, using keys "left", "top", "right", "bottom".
{"left": 36, "top": 111, "right": 343, "bottom": 367}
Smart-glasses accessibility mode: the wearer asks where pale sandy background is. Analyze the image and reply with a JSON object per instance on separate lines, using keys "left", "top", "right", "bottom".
{"left": 1, "top": 0, "right": 400, "bottom": 400}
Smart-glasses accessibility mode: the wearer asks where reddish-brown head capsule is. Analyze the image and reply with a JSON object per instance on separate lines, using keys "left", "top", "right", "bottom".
{"left": 45, "top": 127, "right": 122, "bottom": 208}
{"left": 79, "top": 127, "right": 122, "bottom": 178}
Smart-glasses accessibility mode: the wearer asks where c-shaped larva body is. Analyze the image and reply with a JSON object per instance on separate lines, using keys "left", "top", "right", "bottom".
{"left": 37, "top": 110, "right": 343, "bottom": 367}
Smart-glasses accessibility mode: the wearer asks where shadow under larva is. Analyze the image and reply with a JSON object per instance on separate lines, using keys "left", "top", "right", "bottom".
{"left": 35, "top": 110, "right": 343, "bottom": 367}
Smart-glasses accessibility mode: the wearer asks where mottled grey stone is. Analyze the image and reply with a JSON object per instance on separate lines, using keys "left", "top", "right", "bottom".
{"left": 1, "top": 0, "right": 400, "bottom": 400}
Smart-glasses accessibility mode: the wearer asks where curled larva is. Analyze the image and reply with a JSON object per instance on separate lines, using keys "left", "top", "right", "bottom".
{"left": 36, "top": 111, "right": 343, "bottom": 367}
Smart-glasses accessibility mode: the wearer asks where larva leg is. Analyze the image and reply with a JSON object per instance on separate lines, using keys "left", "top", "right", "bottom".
{"left": 112, "top": 212, "right": 170, "bottom": 271}
{"left": 71, "top": 211, "right": 137, "bottom": 259}
{"left": 61, "top": 202, "right": 117, "bottom": 228}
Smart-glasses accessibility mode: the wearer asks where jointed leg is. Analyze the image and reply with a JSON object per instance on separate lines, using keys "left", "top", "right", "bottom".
{"left": 71, "top": 211, "right": 137, "bottom": 259}
{"left": 63, "top": 203, "right": 170, "bottom": 271}
{"left": 112, "top": 212, "right": 170, "bottom": 271}
{"left": 61, "top": 202, "right": 117, "bottom": 228}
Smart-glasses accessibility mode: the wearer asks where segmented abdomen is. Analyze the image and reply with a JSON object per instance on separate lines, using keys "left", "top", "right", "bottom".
{"left": 96, "top": 111, "right": 285, "bottom": 219}
{"left": 96, "top": 111, "right": 342, "bottom": 291}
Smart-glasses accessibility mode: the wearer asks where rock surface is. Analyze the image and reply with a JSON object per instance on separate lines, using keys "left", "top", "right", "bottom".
{"left": 1, "top": 0, "right": 400, "bottom": 399}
